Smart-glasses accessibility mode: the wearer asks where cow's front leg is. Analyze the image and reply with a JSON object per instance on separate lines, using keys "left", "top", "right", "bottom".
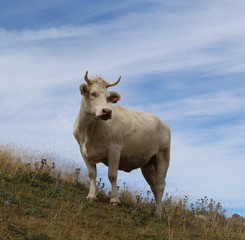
{"left": 85, "top": 160, "right": 98, "bottom": 201}
{"left": 108, "top": 146, "right": 121, "bottom": 205}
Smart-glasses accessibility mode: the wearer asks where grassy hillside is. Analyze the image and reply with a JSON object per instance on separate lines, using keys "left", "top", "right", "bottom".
{"left": 0, "top": 145, "right": 244, "bottom": 240}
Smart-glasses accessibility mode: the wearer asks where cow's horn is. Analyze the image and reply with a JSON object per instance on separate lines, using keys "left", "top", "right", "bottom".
{"left": 84, "top": 71, "right": 92, "bottom": 84}
{"left": 106, "top": 76, "right": 121, "bottom": 88}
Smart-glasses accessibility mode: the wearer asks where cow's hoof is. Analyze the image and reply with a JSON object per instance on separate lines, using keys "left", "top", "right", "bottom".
{"left": 110, "top": 198, "right": 120, "bottom": 206}
{"left": 88, "top": 198, "right": 96, "bottom": 202}
{"left": 155, "top": 207, "right": 164, "bottom": 219}
{"left": 86, "top": 194, "right": 97, "bottom": 202}
{"left": 111, "top": 202, "right": 119, "bottom": 207}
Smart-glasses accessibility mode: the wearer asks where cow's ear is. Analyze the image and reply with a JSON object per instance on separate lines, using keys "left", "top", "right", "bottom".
{"left": 108, "top": 91, "right": 121, "bottom": 103}
{"left": 80, "top": 84, "right": 89, "bottom": 96}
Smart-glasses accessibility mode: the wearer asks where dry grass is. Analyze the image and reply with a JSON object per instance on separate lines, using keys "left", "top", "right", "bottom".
{"left": 0, "top": 144, "right": 244, "bottom": 240}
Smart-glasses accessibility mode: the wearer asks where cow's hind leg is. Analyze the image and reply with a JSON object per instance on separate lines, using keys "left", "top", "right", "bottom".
{"left": 141, "top": 159, "right": 157, "bottom": 199}
{"left": 154, "top": 148, "right": 170, "bottom": 217}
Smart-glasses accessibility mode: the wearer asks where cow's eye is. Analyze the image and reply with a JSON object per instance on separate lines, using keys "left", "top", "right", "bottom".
{"left": 90, "top": 92, "right": 97, "bottom": 98}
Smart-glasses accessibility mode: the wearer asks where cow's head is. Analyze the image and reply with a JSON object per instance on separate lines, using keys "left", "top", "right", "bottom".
{"left": 80, "top": 71, "right": 121, "bottom": 120}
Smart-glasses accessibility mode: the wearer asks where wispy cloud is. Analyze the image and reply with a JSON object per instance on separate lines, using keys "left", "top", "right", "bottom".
{"left": 1, "top": 1, "right": 245, "bottom": 76}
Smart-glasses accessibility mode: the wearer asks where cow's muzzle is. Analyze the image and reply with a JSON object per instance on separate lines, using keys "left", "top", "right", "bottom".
{"left": 100, "top": 108, "right": 112, "bottom": 120}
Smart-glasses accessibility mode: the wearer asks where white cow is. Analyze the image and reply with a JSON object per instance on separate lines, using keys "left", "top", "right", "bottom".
{"left": 73, "top": 71, "right": 171, "bottom": 216}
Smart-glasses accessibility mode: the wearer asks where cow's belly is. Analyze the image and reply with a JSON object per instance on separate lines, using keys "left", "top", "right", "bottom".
{"left": 118, "top": 155, "right": 153, "bottom": 172}
{"left": 83, "top": 146, "right": 156, "bottom": 172}
{"left": 121, "top": 151, "right": 156, "bottom": 171}
{"left": 96, "top": 154, "right": 154, "bottom": 173}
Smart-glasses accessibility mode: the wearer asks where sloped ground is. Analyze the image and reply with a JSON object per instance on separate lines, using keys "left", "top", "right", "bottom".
{"left": 0, "top": 145, "right": 244, "bottom": 240}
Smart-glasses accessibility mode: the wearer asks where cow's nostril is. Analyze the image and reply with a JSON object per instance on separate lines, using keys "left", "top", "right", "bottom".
{"left": 102, "top": 108, "right": 112, "bottom": 115}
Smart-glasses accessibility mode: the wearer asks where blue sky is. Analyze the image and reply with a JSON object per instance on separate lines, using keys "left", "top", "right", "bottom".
{"left": 0, "top": 0, "right": 245, "bottom": 216}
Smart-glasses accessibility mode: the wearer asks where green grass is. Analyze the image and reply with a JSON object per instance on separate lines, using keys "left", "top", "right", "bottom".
{"left": 0, "top": 145, "right": 244, "bottom": 240}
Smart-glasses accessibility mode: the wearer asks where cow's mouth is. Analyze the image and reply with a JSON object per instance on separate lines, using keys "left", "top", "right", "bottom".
{"left": 99, "top": 115, "right": 111, "bottom": 121}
